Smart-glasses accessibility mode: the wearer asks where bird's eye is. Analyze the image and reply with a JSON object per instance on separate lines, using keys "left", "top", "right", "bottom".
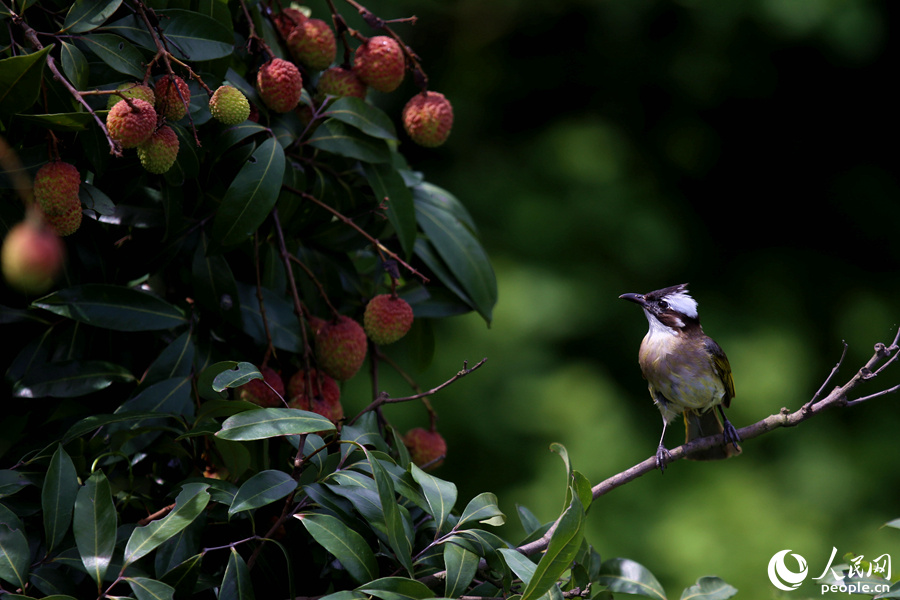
{"left": 658, "top": 300, "right": 669, "bottom": 310}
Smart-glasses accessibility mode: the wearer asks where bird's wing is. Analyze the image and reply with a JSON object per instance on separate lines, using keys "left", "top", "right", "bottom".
{"left": 705, "top": 337, "right": 735, "bottom": 406}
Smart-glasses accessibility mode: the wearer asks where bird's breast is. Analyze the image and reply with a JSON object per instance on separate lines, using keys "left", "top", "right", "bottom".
{"left": 639, "top": 331, "right": 726, "bottom": 411}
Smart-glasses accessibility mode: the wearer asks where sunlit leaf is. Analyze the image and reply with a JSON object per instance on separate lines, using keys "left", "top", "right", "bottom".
{"left": 498, "top": 547, "right": 537, "bottom": 582}
{"left": 356, "top": 576, "right": 435, "bottom": 600}
{"left": 124, "top": 483, "right": 210, "bottom": 565}
{"left": 598, "top": 558, "right": 666, "bottom": 600}
{"left": 296, "top": 513, "right": 378, "bottom": 584}
{"left": 32, "top": 284, "right": 187, "bottom": 331}
{"left": 216, "top": 408, "right": 335, "bottom": 441}
{"left": 409, "top": 464, "right": 457, "bottom": 536}
{"left": 126, "top": 576, "right": 176, "bottom": 600}
{"left": 521, "top": 495, "right": 584, "bottom": 600}
{"left": 42, "top": 445, "right": 79, "bottom": 552}
{"left": 73, "top": 470, "right": 117, "bottom": 587}
{"left": 443, "top": 542, "right": 479, "bottom": 597}
{"left": 458, "top": 492, "right": 505, "bottom": 528}
{"left": 365, "top": 449, "right": 414, "bottom": 576}
{"left": 680, "top": 576, "right": 738, "bottom": 600}
{"left": 213, "top": 362, "right": 262, "bottom": 392}
{"left": 229, "top": 470, "right": 296, "bottom": 515}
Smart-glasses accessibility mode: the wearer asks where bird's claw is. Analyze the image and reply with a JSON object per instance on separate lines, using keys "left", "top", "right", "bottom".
{"left": 722, "top": 419, "right": 741, "bottom": 451}
{"left": 656, "top": 445, "right": 672, "bottom": 473}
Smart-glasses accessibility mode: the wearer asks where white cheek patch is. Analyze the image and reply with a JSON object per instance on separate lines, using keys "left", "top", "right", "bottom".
{"left": 664, "top": 290, "right": 698, "bottom": 319}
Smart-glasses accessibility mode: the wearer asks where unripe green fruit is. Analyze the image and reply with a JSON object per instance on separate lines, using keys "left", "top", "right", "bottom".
{"left": 1, "top": 220, "right": 65, "bottom": 294}
{"left": 287, "top": 18, "right": 336, "bottom": 71}
{"left": 314, "top": 315, "right": 367, "bottom": 381}
{"left": 363, "top": 294, "right": 414, "bottom": 345}
{"left": 154, "top": 75, "right": 191, "bottom": 120}
{"left": 353, "top": 36, "right": 405, "bottom": 93}
{"left": 33, "top": 161, "right": 82, "bottom": 236}
{"left": 402, "top": 91, "right": 454, "bottom": 147}
{"left": 209, "top": 85, "right": 251, "bottom": 125}
{"left": 107, "top": 83, "right": 155, "bottom": 110}
{"left": 403, "top": 428, "right": 447, "bottom": 470}
{"left": 257, "top": 58, "right": 303, "bottom": 113}
{"left": 107, "top": 98, "right": 157, "bottom": 148}
{"left": 137, "top": 126, "right": 180, "bottom": 174}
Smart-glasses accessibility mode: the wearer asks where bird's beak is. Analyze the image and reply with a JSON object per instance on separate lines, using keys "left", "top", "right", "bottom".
{"left": 619, "top": 292, "right": 646, "bottom": 306}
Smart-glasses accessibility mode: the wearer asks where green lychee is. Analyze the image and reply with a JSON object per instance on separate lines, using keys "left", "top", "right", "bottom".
{"left": 136, "top": 126, "right": 180, "bottom": 174}
{"left": 314, "top": 315, "right": 367, "bottom": 381}
{"left": 363, "top": 294, "right": 414, "bottom": 345}
{"left": 154, "top": 75, "right": 191, "bottom": 120}
{"left": 209, "top": 85, "right": 251, "bottom": 125}
{"left": 287, "top": 18, "right": 336, "bottom": 71}
{"left": 257, "top": 58, "right": 303, "bottom": 113}
{"left": 402, "top": 91, "right": 454, "bottom": 147}
{"left": 353, "top": 36, "right": 406, "bottom": 93}
{"left": 107, "top": 82, "right": 155, "bottom": 110}
{"left": 107, "top": 98, "right": 157, "bottom": 148}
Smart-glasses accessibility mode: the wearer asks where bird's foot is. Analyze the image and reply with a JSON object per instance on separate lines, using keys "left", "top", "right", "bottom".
{"left": 722, "top": 418, "right": 741, "bottom": 451}
{"left": 656, "top": 445, "right": 672, "bottom": 473}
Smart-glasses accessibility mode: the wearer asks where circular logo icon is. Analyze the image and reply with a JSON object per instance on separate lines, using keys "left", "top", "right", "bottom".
{"left": 768, "top": 549, "right": 809, "bottom": 591}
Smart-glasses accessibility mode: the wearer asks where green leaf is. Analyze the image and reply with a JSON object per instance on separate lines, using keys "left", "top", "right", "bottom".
{"left": 229, "top": 470, "right": 296, "bottom": 515}
{"left": 126, "top": 577, "right": 176, "bottom": 600}
{"left": 211, "top": 136, "right": 285, "bottom": 246}
{"left": 42, "top": 445, "right": 79, "bottom": 552}
{"left": 356, "top": 577, "right": 435, "bottom": 600}
{"left": 17, "top": 112, "right": 96, "bottom": 131}
{"left": 80, "top": 33, "right": 146, "bottom": 79}
{"left": 124, "top": 483, "right": 210, "bottom": 565}
{"left": 237, "top": 282, "right": 304, "bottom": 353}
{"left": 219, "top": 548, "right": 254, "bottom": 600}
{"left": 197, "top": 361, "right": 242, "bottom": 401}
{"left": 498, "top": 547, "right": 537, "bottom": 582}
{"left": 680, "top": 576, "right": 737, "bottom": 600}
{"left": 296, "top": 513, "right": 378, "bottom": 584}
{"left": 158, "top": 9, "right": 233, "bottom": 61}
{"left": 213, "top": 362, "right": 262, "bottom": 392}
{"left": 308, "top": 119, "right": 392, "bottom": 164}
{"left": 63, "top": 0, "right": 123, "bottom": 33}
{"left": 0, "top": 471, "right": 29, "bottom": 499}
{"left": 73, "top": 470, "right": 117, "bottom": 588}
{"left": 216, "top": 408, "right": 335, "bottom": 441}
{"left": 363, "top": 162, "right": 416, "bottom": 257}
{"left": 102, "top": 14, "right": 155, "bottom": 50}
{"left": 0, "top": 504, "right": 23, "bottom": 533}
{"left": 141, "top": 330, "right": 195, "bottom": 386}
{"left": 13, "top": 359, "right": 135, "bottom": 398}
{"left": 192, "top": 232, "right": 241, "bottom": 326}
{"left": 0, "top": 46, "right": 53, "bottom": 117}
{"left": 598, "top": 558, "right": 666, "bottom": 600}
{"left": 62, "top": 412, "right": 168, "bottom": 443}
{"left": 409, "top": 464, "right": 457, "bottom": 536}
{"left": 521, "top": 495, "right": 585, "bottom": 600}
{"left": 443, "top": 542, "right": 479, "bottom": 598}
{"left": 325, "top": 97, "right": 397, "bottom": 140}
{"left": 458, "top": 492, "right": 505, "bottom": 528}
{"left": 365, "top": 449, "right": 414, "bottom": 576}
{"left": 415, "top": 187, "right": 497, "bottom": 324}
{"left": 60, "top": 42, "right": 88, "bottom": 90}
{"left": 159, "top": 553, "right": 203, "bottom": 597}
{"left": 32, "top": 284, "right": 187, "bottom": 331}
{"left": 0, "top": 524, "right": 29, "bottom": 589}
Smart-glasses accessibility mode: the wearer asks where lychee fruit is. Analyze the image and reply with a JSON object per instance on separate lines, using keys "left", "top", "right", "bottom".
{"left": 1, "top": 219, "right": 65, "bottom": 294}
{"left": 314, "top": 315, "right": 367, "bottom": 381}
{"left": 107, "top": 98, "right": 157, "bottom": 148}
{"left": 137, "top": 126, "right": 180, "bottom": 174}
{"left": 286, "top": 369, "right": 343, "bottom": 423}
{"left": 353, "top": 36, "right": 406, "bottom": 93}
{"left": 237, "top": 366, "right": 285, "bottom": 407}
{"left": 287, "top": 18, "right": 336, "bottom": 71}
{"left": 403, "top": 428, "right": 447, "bottom": 470}
{"left": 274, "top": 7, "right": 307, "bottom": 39}
{"left": 316, "top": 66, "right": 367, "bottom": 103}
{"left": 106, "top": 82, "right": 155, "bottom": 110}
{"left": 209, "top": 85, "right": 251, "bottom": 125}
{"left": 33, "top": 161, "right": 82, "bottom": 236}
{"left": 402, "top": 91, "right": 453, "bottom": 147}
{"left": 363, "top": 294, "right": 414, "bottom": 345}
{"left": 154, "top": 75, "right": 191, "bottom": 121}
{"left": 256, "top": 58, "right": 303, "bottom": 113}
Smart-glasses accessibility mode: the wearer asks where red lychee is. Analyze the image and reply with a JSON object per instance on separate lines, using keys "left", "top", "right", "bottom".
{"left": 314, "top": 315, "right": 367, "bottom": 381}
{"left": 352, "top": 36, "right": 406, "bottom": 93}
{"left": 274, "top": 7, "right": 308, "bottom": 39}
{"left": 256, "top": 58, "right": 303, "bottom": 113}
{"left": 401, "top": 91, "right": 454, "bottom": 147}
{"left": 403, "top": 428, "right": 447, "bottom": 470}
{"left": 1, "top": 219, "right": 65, "bottom": 294}
{"left": 286, "top": 369, "right": 343, "bottom": 423}
{"left": 154, "top": 75, "right": 191, "bottom": 120}
{"left": 33, "top": 161, "right": 82, "bottom": 237}
{"left": 237, "top": 366, "right": 285, "bottom": 407}
{"left": 107, "top": 98, "right": 157, "bottom": 148}
{"left": 363, "top": 294, "right": 414, "bottom": 345}
{"left": 316, "top": 66, "right": 367, "bottom": 103}
{"left": 287, "top": 18, "right": 336, "bottom": 71}
{"left": 137, "top": 126, "right": 180, "bottom": 174}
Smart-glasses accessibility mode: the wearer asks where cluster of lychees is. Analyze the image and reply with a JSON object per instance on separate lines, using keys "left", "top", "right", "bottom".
{"left": 262, "top": 6, "right": 454, "bottom": 147}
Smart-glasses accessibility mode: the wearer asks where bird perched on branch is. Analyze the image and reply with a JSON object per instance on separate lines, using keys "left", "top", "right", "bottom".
{"left": 619, "top": 283, "right": 741, "bottom": 471}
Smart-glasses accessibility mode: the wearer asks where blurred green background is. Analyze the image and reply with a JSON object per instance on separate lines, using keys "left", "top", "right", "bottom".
{"left": 335, "top": 0, "right": 900, "bottom": 596}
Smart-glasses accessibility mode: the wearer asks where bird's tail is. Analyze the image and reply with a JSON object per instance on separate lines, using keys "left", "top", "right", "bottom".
{"left": 684, "top": 408, "right": 741, "bottom": 460}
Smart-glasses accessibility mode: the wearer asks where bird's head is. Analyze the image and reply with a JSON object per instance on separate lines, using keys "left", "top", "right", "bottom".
{"left": 619, "top": 283, "right": 700, "bottom": 333}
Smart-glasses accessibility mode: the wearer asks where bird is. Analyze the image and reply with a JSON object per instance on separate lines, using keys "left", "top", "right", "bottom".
{"left": 619, "top": 283, "right": 741, "bottom": 471}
